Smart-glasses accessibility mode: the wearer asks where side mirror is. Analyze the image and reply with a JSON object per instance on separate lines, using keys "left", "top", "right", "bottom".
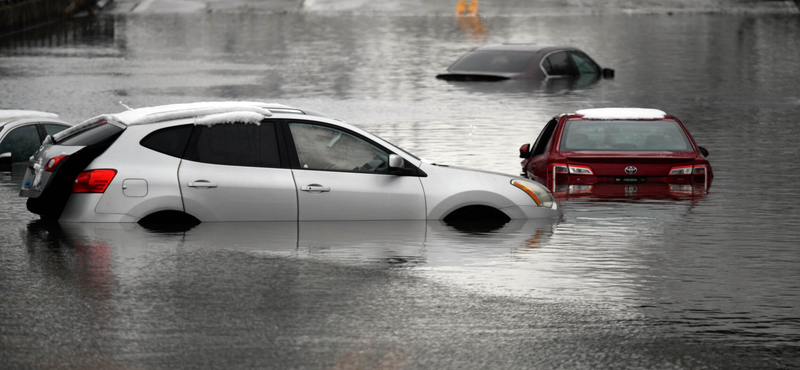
{"left": 699, "top": 146, "right": 709, "bottom": 157}
{"left": 602, "top": 68, "right": 615, "bottom": 78}
{"left": 0, "top": 152, "right": 11, "bottom": 173}
{"left": 519, "top": 144, "right": 531, "bottom": 159}
{"left": 389, "top": 154, "right": 404, "bottom": 169}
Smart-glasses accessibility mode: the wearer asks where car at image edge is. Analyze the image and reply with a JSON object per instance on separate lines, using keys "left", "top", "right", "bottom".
{"left": 436, "top": 44, "right": 615, "bottom": 82}
{"left": 0, "top": 110, "right": 71, "bottom": 175}
{"left": 519, "top": 108, "right": 712, "bottom": 198}
{"left": 20, "top": 101, "right": 561, "bottom": 224}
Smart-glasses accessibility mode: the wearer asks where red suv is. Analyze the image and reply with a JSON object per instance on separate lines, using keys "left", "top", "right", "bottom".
{"left": 519, "top": 108, "right": 712, "bottom": 199}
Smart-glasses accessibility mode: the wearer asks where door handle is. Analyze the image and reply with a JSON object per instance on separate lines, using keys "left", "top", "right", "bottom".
{"left": 300, "top": 184, "right": 330, "bottom": 193}
{"left": 188, "top": 180, "right": 218, "bottom": 189}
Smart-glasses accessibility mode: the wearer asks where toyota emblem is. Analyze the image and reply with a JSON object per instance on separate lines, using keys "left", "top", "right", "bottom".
{"left": 624, "top": 166, "right": 638, "bottom": 175}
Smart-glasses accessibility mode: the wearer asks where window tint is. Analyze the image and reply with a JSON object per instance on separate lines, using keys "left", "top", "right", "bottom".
{"left": 186, "top": 122, "right": 280, "bottom": 168}
{"left": 140, "top": 124, "right": 193, "bottom": 158}
{"left": 560, "top": 120, "right": 693, "bottom": 151}
{"left": 542, "top": 51, "right": 574, "bottom": 76}
{"left": 289, "top": 123, "right": 389, "bottom": 173}
{"left": 569, "top": 52, "right": 600, "bottom": 74}
{"left": 449, "top": 51, "right": 537, "bottom": 73}
{"left": 531, "top": 119, "right": 558, "bottom": 157}
{"left": 59, "top": 122, "right": 124, "bottom": 146}
{"left": 0, "top": 124, "right": 42, "bottom": 162}
{"left": 43, "top": 124, "right": 69, "bottom": 137}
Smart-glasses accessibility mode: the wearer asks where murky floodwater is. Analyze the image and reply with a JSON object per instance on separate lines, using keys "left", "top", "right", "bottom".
{"left": 1, "top": 2, "right": 800, "bottom": 369}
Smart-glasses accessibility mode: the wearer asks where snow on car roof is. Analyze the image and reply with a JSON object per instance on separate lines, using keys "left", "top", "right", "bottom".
{"left": 576, "top": 108, "right": 667, "bottom": 120}
{"left": 53, "top": 102, "right": 296, "bottom": 143}
{"left": 0, "top": 110, "right": 59, "bottom": 121}
{"left": 116, "top": 101, "right": 285, "bottom": 126}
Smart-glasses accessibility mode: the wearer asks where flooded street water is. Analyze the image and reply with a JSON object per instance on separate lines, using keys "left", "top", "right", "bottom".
{"left": 2, "top": 1, "right": 800, "bottom": 369}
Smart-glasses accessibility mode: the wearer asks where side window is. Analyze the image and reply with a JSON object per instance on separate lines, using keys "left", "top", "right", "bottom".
{"left": 0, "top": 125, "right": 42, "bottom": 162}
{"left": 569, "top": 52, "right": 600, "bottom": 74}
{"left": 186, "top": 122, "right": 281, "bottom": 168}
{"left": 43, "top": 124, "right": 69, "bottom": 137}
{"left": 531, "top": 119, "right": 558, "bottom": 157}
{"left": 288, "top": 122, "right": 389, "bottom": 173}
{"left": 542, "top": 51, "right": 575, "bottom": 76}
{"left": 140, "top": 124, "right": 194, "bottom": 158}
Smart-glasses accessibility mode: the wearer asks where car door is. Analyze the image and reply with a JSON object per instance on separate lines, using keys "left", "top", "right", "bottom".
{"left": 178, "top": 120, "right": 298, "bottom": 221}
{"left": 286, "top": 121, "right": 426, "bottom": 221}
{"left": 526, "top": 118, "right": 559, "bottom": 183}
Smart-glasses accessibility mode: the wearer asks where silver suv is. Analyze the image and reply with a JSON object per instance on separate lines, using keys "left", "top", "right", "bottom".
{"left": 20, "top": 102, "right": 560, "bottom": 223}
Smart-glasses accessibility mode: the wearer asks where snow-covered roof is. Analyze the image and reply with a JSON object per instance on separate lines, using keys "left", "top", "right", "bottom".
{"left": 115, "top": 101, "right": 289, "bottom": 125}
{"left": 0, "top": 110, "right": 59, "bottom": 121}
{"left": 576, "top": 108, "right": 667, "bottom": 120}
{"left": 53, "top": 102, "right": 298, "bottom": 143}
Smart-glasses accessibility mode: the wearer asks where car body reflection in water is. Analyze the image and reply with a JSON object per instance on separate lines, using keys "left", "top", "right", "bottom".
{"left": 26, "top": 218, "right": 560, "bottom": 274}
{"left": 439, "top": 73, "right": 602, "bottom": 95}
{"left": 552, "top": 182, "right": 709, "bottom": 204}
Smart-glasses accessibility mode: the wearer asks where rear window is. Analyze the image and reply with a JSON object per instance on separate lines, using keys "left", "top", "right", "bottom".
{"left": 449, "top": 51, "right": 537, "bottom": 73}
{"left": 561, "top": 119, "right": 693, "bottom": 151}
{"left": 58, "top": 122, "right": 124, "bottom": 146}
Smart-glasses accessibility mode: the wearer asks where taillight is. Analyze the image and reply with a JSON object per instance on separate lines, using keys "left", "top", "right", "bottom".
{"left": 568, "top": 165, "right": 593, "bottom": 175}
{"left": 668, "top": 165, "right": 694, "bottom": 175}
{"left": 44, "top": 155, "right": 68, "bottom": 171}
{"left": 73, "top": 169, "right": 117, "bottom": 193}
{"left": 552, "top": 164, "right": 593, "bottom": 175}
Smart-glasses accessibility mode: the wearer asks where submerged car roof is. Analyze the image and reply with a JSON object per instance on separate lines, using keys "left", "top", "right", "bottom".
{"left": 468, "top": 44, "right": 580, "bottom": 54}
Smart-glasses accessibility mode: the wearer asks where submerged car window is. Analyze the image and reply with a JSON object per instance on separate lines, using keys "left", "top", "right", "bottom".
{"left": 542, "top": 51, "right": 574, "bottom": 76}
{"left": 449, "top": 51, "right": 537, "bottom": 73}
{"left": 59, "top": 123, "right": 124, "bottom": 146}
{"left": 0, "top": 124, "right": 41, "bottom": 162}
{"left": 561, "top": 119, "right": 693, "bottom": 151}
{"left": 569, "top": 52, "right": 600, "bottom": 74}
{"left": 289, "top": 123, "right": 389, "bottom": 173}
{"left": 187, "top": 122, "right": 280, "bottom": 168}
{"left": 140, "top": 124, "right": 193, "bottom": 158}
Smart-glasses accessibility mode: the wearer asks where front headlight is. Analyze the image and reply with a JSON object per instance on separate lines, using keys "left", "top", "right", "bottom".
{"left": 511, "top": 179, "right": 554, "bottom": 208}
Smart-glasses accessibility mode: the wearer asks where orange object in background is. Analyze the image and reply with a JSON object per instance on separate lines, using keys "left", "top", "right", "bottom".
{"left": 455, "top": 0, "right": 479, "bottom": 16}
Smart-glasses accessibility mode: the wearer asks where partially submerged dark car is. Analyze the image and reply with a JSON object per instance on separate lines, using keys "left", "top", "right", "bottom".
{"left": 436, "top": 44, "right": 614, "bottom": 82}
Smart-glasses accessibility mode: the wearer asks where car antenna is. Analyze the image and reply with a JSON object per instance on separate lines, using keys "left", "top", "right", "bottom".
{"left": 119, "top": 101, "right": 134, "bottom": 111}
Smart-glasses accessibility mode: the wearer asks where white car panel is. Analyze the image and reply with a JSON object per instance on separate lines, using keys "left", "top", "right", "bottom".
{"left": 292, "top": 169, "right": 426, "bottom": 221}
{"left": 179, "top": 160, "right": 298, "bottom": 222}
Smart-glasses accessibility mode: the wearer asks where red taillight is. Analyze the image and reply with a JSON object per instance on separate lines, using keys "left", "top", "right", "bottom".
{"left": 668, "top": 165, "right": 694, "bottom": 175}
{"left": 44, "top": 155, "right": 68, "bottom": 171}
{"left": 73, "top": 169, "right": 117, "bottom": 193}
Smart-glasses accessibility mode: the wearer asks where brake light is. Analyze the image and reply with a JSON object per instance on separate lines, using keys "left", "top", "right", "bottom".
{"left": 668, "top": 165, "right": 694, "bottom": 175}
{"left": 693, "top": 165, "right": 708, "bottom": 174}
{"left": 568, "top": 165, "right": 593, "bottom": 175}
{"left": 73, "top": 169, "right": 117, "bottom": 193}
{"left": 44, "top": 155, "right": 68, "bottom": 172}
{"left": 551, "top": 164, "right": 593, "bottom": 175}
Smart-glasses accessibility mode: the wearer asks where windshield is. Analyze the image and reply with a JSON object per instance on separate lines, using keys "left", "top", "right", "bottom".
{"left": 449, "top": 50, "right": 537, "bottom": 74}
{"left": 560, "top": 119, "right": 693, "bottom": 151}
